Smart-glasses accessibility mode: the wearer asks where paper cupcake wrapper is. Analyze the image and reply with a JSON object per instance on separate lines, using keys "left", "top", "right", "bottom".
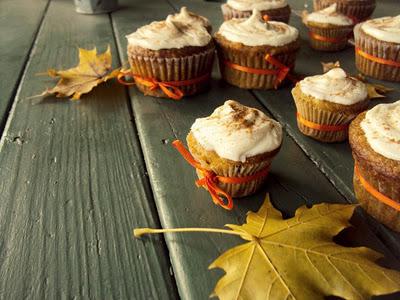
{"left": 195, "top": 158, "right": 273, "bottom": 198}
{"left": 354, "top": 24, "right": 400, "bottom": 82}
{"left": 216, "top": 43, "right": 297, "bottom": 90}
{"left": 220, "top": 4, "right": 290, "bottom": 23}
{"left": 293, "top": 93, "right": 366, "bottom": 142}
{"left": 313, "top": 0, "right": 375, "bottom": 22}
{"left": 127, "top": 47, "right": 215, "bottom": 98}
{"left": 353, "top": 158, "right": 400, "bottom": 232}
{"left": 307, "top": 24, "right": 353, "bottom": 52}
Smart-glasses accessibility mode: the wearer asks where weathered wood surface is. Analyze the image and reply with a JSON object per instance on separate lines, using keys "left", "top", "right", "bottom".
{"left": 0, "top": 0, "right": 49, "bottom": 132}
{"left": 0, "top": 0, "right": 178, "bottom": 298}
{"left": 112, "top": 0, "right": 400, "bottom": 299}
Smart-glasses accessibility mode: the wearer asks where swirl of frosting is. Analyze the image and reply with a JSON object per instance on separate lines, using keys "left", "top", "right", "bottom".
{"left": 361, "top": 101, "right": 400, "bottom": 161}
{"left": 169, "top": 7, "right": 211, "bottom": 29}
{"left": 227, "top": 0, "right": 287, "bottom": 11}
{"left": 191, "top": 100, "right": 283, "bottom": 162}
{"left": 126, "top": 15, "right": 211, "bottom": 50}
{"left": 299, "top": 68, "right": 368, "bottom": 105}
{"left": 217, "top": 9, "right": 298, "bottom": 46}
{"left": 361, "top": 16, "right": 400, "bottom": 44}
{"left": 305, "top": 4, "right": 353, "bottom": 26}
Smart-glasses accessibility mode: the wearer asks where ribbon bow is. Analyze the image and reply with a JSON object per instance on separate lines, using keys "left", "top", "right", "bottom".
{"left": 172, "top": 140, "right": 270, "bottom": 210}
{"left": 117, "top": 70, "right": 210, "bottom": 100}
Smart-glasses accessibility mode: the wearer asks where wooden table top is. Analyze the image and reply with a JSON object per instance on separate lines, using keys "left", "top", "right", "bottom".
{"left": 1, "top": 0, "right": 399, "bottom": 298}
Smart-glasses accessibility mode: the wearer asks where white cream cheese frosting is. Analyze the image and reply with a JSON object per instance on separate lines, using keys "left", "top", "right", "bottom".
{"left": 169, "top": 7, "right": 211, "bottom": 29}
{"left": 227, "top": 0, "right": 287, "bottom": 11}
{"left": 217, "top": 9, "right": 298, "bottom": 46}
{"left": 305, "top": 4, "right": 353, "bottom": 26}
{"left": 361, "top": 101, "right": 400, "bottom": 161}
{"left": 191, "top": 100, "right": 283, "bottom": 162}
{"left": 299, "top": 68, "right": 368, "bottom": 105}
{"left": 126, "top": 15, "right": 211, "bottom": 50}
{"left": 361, "top": 15, "right": 400, "bottom": 44}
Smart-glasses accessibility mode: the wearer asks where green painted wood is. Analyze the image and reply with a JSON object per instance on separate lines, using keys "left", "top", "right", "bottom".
{"left": 0, "top": 0, "right": 49, "bottom": 132}
{"left": 112, "top": 1, "right": 399, "bottom": 298}
{"left": 0, "top": 0, "right": 178, "bottom": 298}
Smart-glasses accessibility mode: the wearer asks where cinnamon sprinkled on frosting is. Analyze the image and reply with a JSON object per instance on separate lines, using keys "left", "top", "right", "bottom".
{"left": 361, "top": 15, "right": 400, "bottom": 44}
{"left": 227, "top": 0, "right": 287, "bottom": 11}
{"left": 169, "top": 7, "right": 211, "bottom": 30}
{"left": 361, "top": 101, "right": 400, "bottom": 161}
{"left": 305, "top": 4, "right": 353, "bottom": 26}
{"left": 191, "top": 100, "right": 282, "bottom": 162}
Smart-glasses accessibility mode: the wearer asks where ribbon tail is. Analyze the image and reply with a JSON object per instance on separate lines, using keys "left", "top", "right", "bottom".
{"left": 159, "top": 83, "right": 184, "bottom": 100}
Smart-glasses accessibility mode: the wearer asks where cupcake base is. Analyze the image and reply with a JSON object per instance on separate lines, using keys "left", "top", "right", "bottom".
{"left": 292, "top": 84, "right": 369, "bottom": 142}
{"left": 354, "top": 24, "right": 400, "bottom": 82}
{"left": 187, "top": 132, "right": 280, "bottom": 198}
{"left": 127, "top": 42, "right": 215, "bottom": 98}
{"left": 221, "top": 3, "right": 291, "bottom": 23}
{"left": 349, "top": 112, "right": 400, "bottom": 232}
{"left": 306, "top": 23, "right": 353, "bottom": 52}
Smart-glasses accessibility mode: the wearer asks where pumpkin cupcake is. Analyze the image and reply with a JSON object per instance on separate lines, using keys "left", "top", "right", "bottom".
{"left": 292, "top": 68, "right": 369, "bottom": 142}
{"left": 349, "top": 101, "right": 400, "bottom": 232}
{"left": 221, "top": 0, "right": 291, "bottom": 23}
{"left": 125, "top": 14, "right": 215, "bottom": 99}
{"left": 303, "top": 4, "right": 354, "bottom": 52}
{"left": 313, "top": 0, "right": 376, "bottom": 24}
{"left": 182, "top": 100, "right": 282, "bottom": 208}
{"left": 170, "top": 6, "right": 212, "bottom": 33}
{"left": 214, "top": 9, "right": 300, "bottom": 90}
{"left": 354, "top": 16, "right": 400, "bottom": 82}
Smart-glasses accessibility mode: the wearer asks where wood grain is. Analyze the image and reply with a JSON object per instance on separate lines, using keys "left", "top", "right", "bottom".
{"left": 0, "top": 0, "right": 49, "bottom": 132}
{"left": 0, "top": 0, "right": 177, "bottom": 298}
{"left": 112, "top": 0, "right": 399, "bottom": 298}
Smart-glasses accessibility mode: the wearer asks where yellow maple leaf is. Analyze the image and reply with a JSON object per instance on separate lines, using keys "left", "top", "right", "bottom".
{"left": 321, "top": 61, "right": 341, "bottom": 73}
{"left": 134, "top": 195, "right": 400, "bottom": 300}
{"left": 39, "top": 46, "right": 119, "bottom": 100}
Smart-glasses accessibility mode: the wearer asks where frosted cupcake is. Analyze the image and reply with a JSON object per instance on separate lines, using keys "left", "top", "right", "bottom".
{"left": 186, "top": 100, "right": 282, "bottom": 206}
{"left": 125, "top": 14, "right": 215, "bottom": 99}
{"left": 214, "top": 9, "right": 300, "bottom": 90}
{"left": 313, "top": 0, "right": 376, "bottom": 24}
{"left": 303, "top": 4, "right": 354, "bottom": 51}
{"left": 354, "top": 16, "right": 400, "bottom": 82}
{"left": 349, "top": 101, "right": 400, "bottom": 232}
{"left": 170, "top": 7, "right": 212, "bottom": 33}
{"left": 292, "top": 68, "right": 369, "bottom": 142}
{"left": 221, "top": 0, "right": 291, "bottom": 23}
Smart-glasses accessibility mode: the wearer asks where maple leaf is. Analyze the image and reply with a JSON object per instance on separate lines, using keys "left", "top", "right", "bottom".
{"left": 356, "top": 73, "right": 394, "bottom": 99}
{"left": 134, "top": 195, "right": 400, "bottom": 300}
{"left": 39, "top": 46, "right": 119, "bottom": 100}
{"left": 321, "top": 61, "right": 341, "bottom": 73}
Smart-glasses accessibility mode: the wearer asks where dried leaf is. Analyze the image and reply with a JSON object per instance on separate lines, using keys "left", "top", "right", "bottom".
{"left": 210, "top": 195, "right": 400, "bottom": 300}
{"left": 134, "top": 195, "right": 400, "bottom": 300}
{"left": 38, "top": 46, "right": 119, "bottom": 100}
{"left": 321, "top": 61, "right": 341, "bottom": 73}
{"left": 355, "top": 73, "right": 394, "bottom": 99}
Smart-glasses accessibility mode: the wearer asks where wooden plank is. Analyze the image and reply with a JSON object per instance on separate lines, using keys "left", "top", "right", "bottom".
{"left": 112, "top": 1, "right": 400, "bottom": 298}
{"left": 0, "top": 0, "right": 178, "bottom": 298}
{"left": 0, "top": 0, "right": 49, "bottom": 132}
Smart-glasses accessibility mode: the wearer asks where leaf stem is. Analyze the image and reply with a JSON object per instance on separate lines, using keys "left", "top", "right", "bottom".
{"left": 133, "top": 227, "right": 248, "bottom": 238}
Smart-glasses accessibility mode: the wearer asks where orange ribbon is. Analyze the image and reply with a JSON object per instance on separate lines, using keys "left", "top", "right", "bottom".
{"left": 117, "top": 70, "right": 210, "bottom": 100}
{"left": 355, "top": 47, "right": 400, "bottom": 68}
{"left": 296, "top": 112, "right": 349, "bottom": 132}
{"left": 172, "top": 140, "right": 270, "bottom": 210}
{"left": 224, "top": 54, "right": 292, "bottom": 89}
{"left": 354, "top": 164, "right": 400, "bottom": 211}
{"left": 309, "top": 31, "right": 349, "bottom": 43}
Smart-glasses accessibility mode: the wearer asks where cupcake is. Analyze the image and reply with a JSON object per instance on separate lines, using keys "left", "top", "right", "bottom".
{"left": 354, "top": 16, "right": 400, "bottom": 82}
{"left": 125, "top": 14, "right": 215, "bottom": 99}
{"left": 221, "top": 0, "right": 291, "bottom": 23}
{"left": 214, "top": 9, "right": 300, "bottom": 90}
{"left": 303, "top": 4, "right": 354, "bottom": 52}
{"left": 184, "top": 100, "right": 282, "bottom": 208}
{"left": 292, "top": 68, "right": 369, "bottom": 142}
{"left": 349, "top": 101, "right": 400, "bottom": 232}
{"left": 170, "top": 7, "right": 212, "bottom": 33}
{"left": 313, "top": 0, "right": 376, "bottom": 24}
